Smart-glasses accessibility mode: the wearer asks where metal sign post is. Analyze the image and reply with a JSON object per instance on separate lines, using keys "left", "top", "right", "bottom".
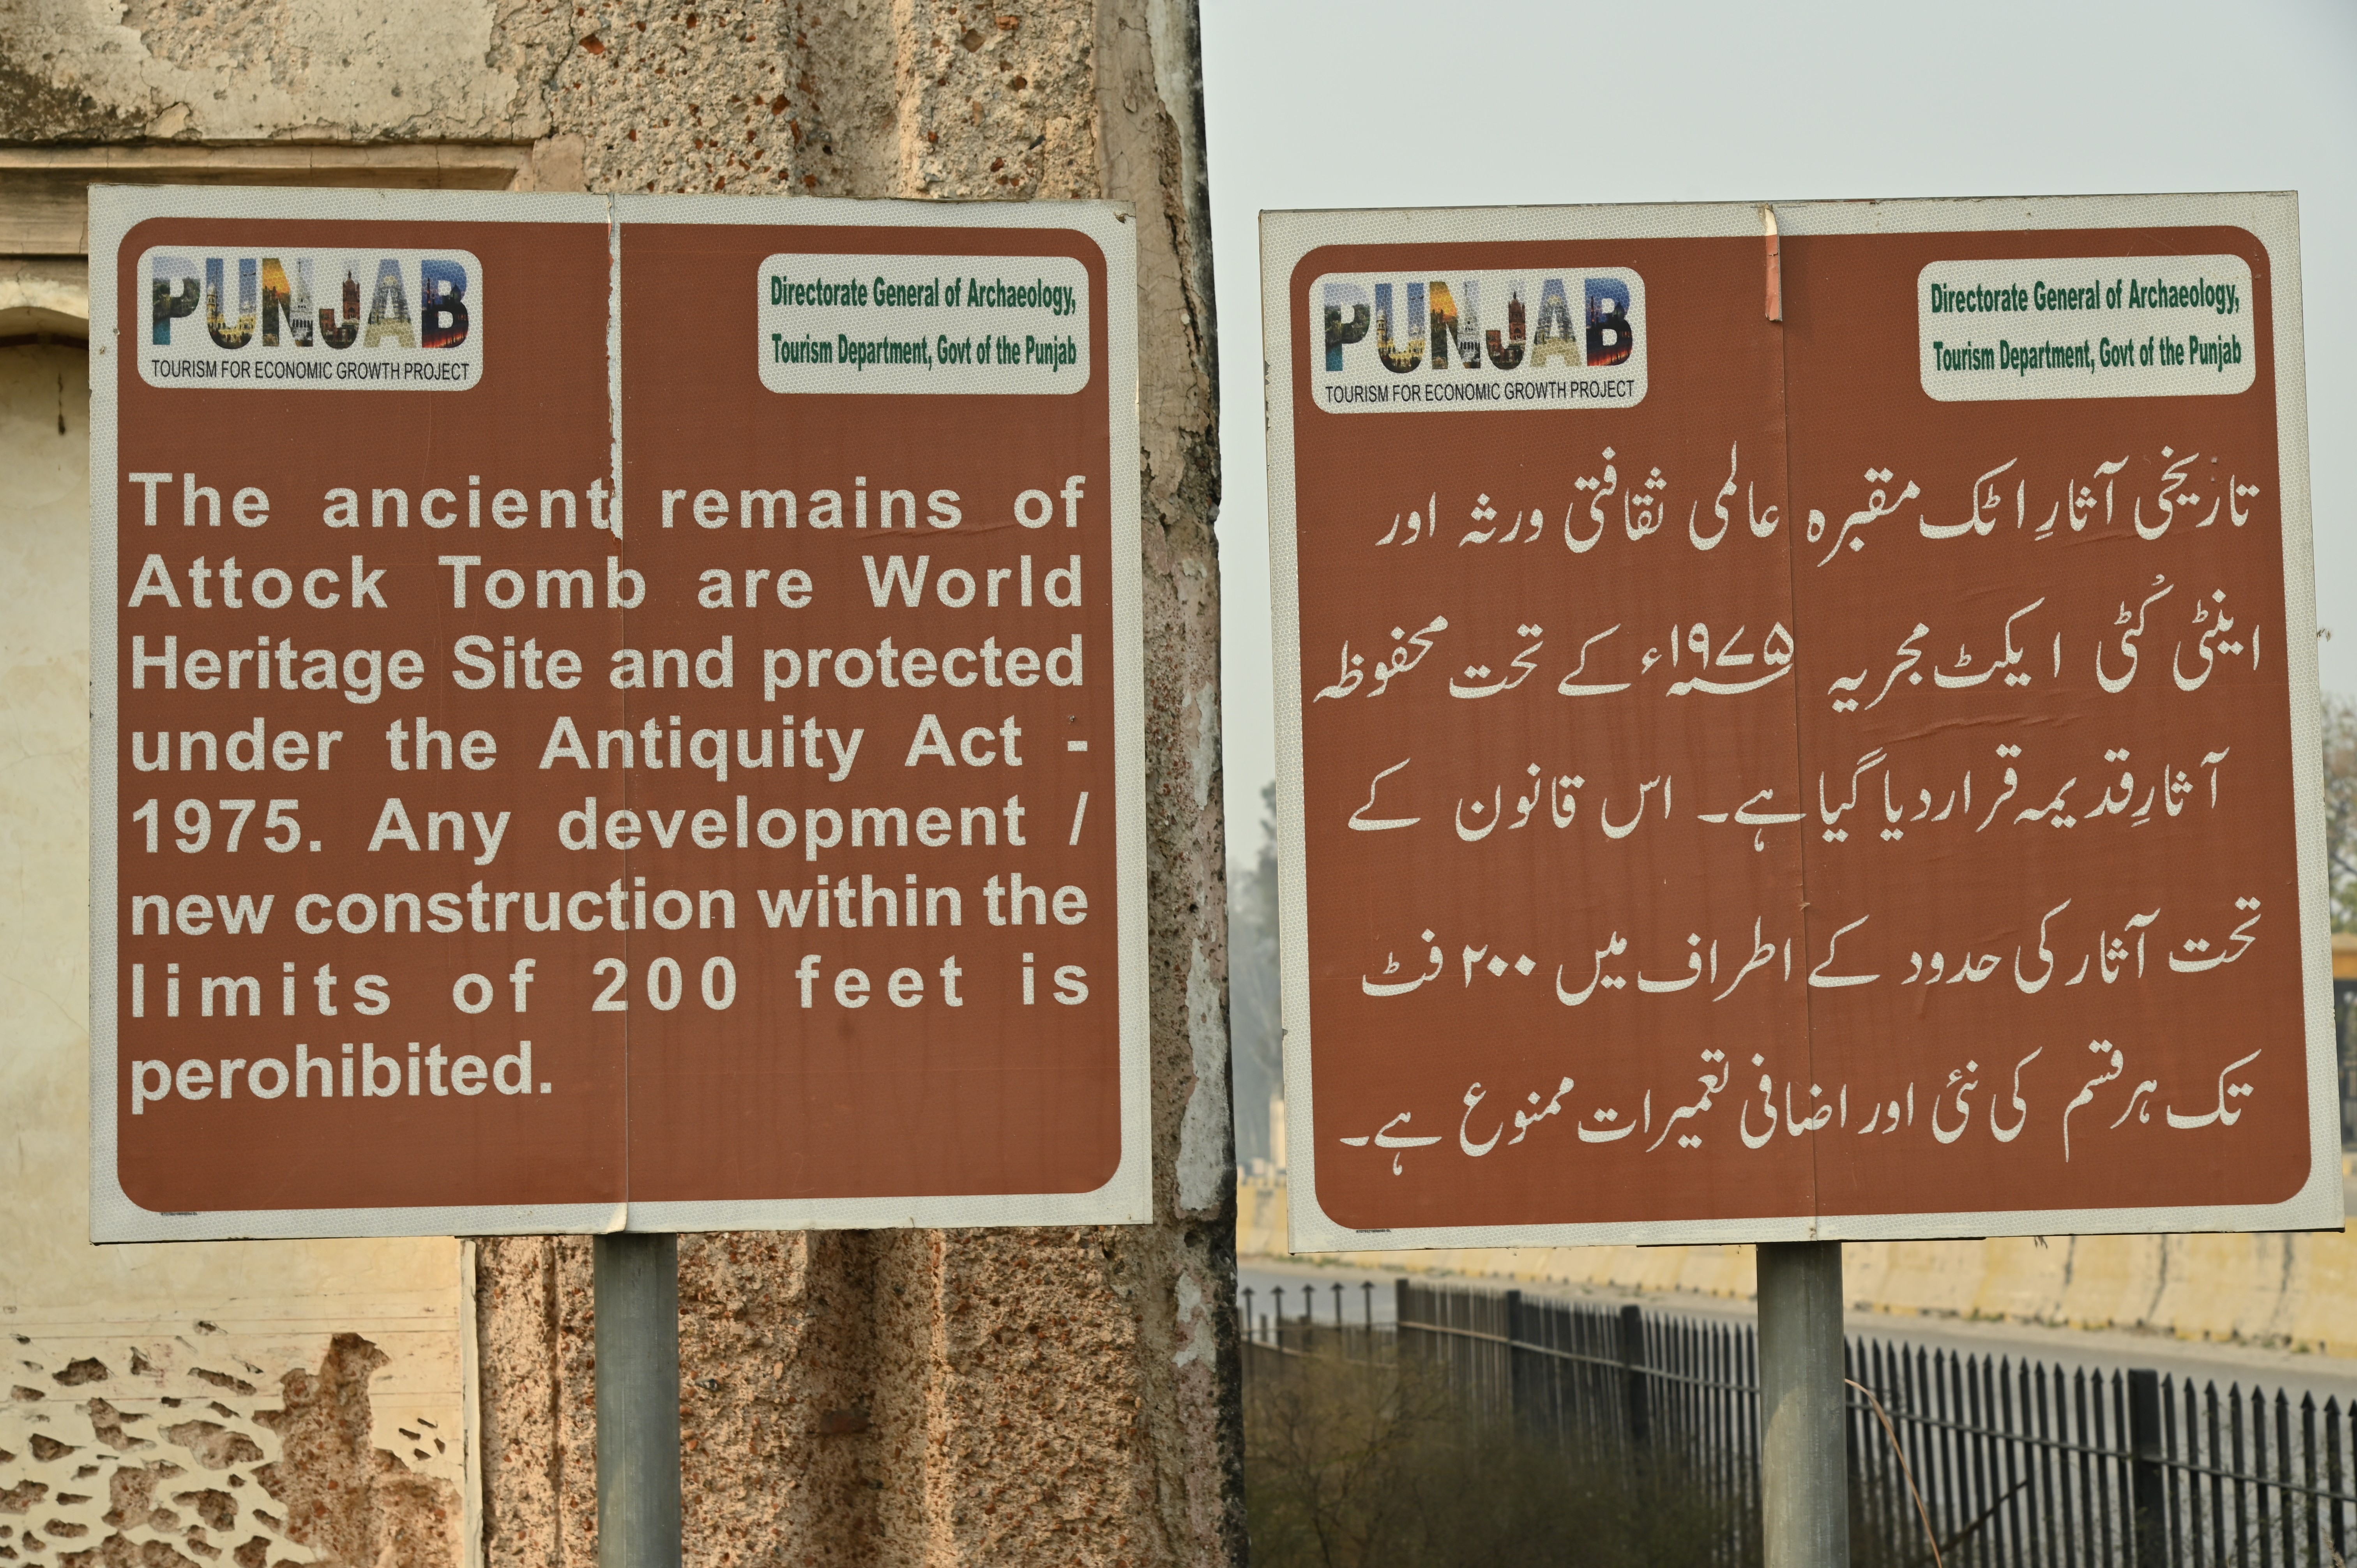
{"left": 1757, "top": 1241, "right": 1848, "bottom": 1567}
{"left": 594, "top": 1233, "right": 682, "bottom": 1568}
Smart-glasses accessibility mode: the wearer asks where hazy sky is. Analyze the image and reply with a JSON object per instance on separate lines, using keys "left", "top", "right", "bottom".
{"left": 1200, "top": 0, "right": 2357, "bottom": 874}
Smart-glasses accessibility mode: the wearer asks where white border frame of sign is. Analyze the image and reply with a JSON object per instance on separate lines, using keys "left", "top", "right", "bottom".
{"left": 1262, "top": 191, "right": 2335, "bottom": 1254}
{"left": 88, "top": 186, "right": 1150, "bottom": 1241}
{"left": 610, "top": 192, "right": 1150, "bottom": 1236}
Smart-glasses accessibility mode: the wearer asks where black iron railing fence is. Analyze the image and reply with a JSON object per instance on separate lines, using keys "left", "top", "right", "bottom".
{"left": 1239, "top": 1277, "right": 2357, "bottom": 1566}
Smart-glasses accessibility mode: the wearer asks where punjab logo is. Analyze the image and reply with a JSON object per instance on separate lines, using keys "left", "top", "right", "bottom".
{"left": 1310, "top": 266, "right": 1647, "bottom": 413}
{"left": 138, "top": 247, "right": 485, "bottom": 391}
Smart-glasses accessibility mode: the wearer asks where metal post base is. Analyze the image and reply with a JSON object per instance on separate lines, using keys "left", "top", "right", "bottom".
{"left": 594, "top": 1232, "right": 682, "bottom": 1568}
{"left": 1758, "top": 1240, "right": 1848, "bottom": 1568}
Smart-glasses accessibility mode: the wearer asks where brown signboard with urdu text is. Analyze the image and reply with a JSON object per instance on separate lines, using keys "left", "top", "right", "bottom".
{"left": 1264, "top": 194, "right": 2334, "bottom": 1250}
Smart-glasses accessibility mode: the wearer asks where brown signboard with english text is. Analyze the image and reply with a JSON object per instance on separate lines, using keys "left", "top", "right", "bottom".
{"left": 90, "top": 186, "right": 1147, "bottom": 1241}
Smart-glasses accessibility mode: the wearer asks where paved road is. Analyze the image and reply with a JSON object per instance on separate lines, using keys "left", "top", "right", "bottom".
{"left": 1239, "top": 1254, "right": 2357, "bottom": 1411}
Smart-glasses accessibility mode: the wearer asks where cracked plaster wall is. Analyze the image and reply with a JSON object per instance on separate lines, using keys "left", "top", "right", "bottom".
{"left": 0, "top": 343, "right": 474, "bottom": 1568}
{"left": 3, "top": 0, "right": 1242, "bottom": 1559}
{"left": 0, "top": 1325, "right": 465, "bottom": 1568}
{"left": 0, "top": 0, "right": 540, "bottom": 143}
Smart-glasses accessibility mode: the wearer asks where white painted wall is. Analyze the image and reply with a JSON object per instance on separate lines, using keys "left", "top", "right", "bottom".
{"left": 0, "top": 343, "right": 470, "bottom": 1568}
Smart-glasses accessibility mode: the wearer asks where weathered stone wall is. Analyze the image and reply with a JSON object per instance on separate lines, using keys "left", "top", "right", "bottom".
{"left": 0, "top": 0, "right": 542, "bottom": 145}
{"left": 465, "top": 8, "right": 1242, "bottom": 1562}
{"left": 0, "top": 1, "right": 1241, "bottom": 1562}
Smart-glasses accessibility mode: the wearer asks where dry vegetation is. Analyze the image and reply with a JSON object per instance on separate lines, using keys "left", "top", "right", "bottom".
{"left": 1242, "top": 1346, "right": 1745, "bottom": 1567}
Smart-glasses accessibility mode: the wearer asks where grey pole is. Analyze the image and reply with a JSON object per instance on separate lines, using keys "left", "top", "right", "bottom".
{"left": 1757, "top": 1240, "right": 1848, "bottom": 1568}
{"left": 594, "top": 1232, "right": 682, "bottom": 1568}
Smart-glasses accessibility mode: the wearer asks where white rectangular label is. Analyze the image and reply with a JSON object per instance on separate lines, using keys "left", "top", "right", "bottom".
{"left": 756, "top": 253, "right": 1089, "bottom": 394}
{"left": 1918, "top": 253, "right": 2256, "bottom": 401}
{"left": 1308, "top": 267, "right": 1645, "bottom": 413}
{"left": 138, "top": 247, "right": 482, "bottom": 390}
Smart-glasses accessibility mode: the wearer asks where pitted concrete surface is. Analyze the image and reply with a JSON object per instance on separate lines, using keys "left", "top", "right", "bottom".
{"left": 0, "top": 0, "right": 536, "bottom": 141}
